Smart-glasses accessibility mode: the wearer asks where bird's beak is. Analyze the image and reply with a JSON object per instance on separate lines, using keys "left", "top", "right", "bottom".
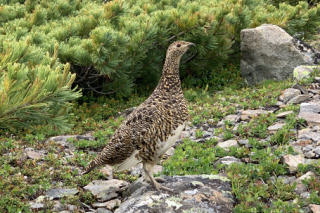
{"left": 187, "top": 42, "right": 195, "bottom": 47}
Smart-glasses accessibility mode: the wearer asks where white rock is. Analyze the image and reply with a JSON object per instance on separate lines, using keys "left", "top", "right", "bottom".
{"left": 293, "top": 65, "right": 315, "bottom": 81}
{"left": 100, "top": 165, "right": 113, "bottom": 179}
{"left": 310, "top": 204, "right": 320, "bottom": 213}
{"left": 298, "top": 129, "right": 320, "bottom": 141}
{"left": 165, "top": 147, "right": 175, "bottom": 156}
{"left": 300, "top": 101, "right": 320, "bottom": 113}
{"left": 240, "top": 109, "right": 268, "bottom": 121}
{"left": 84, "top": 179, "right": 129, "bottom": 201}
{"left": 276, "top": 111, "right": 294, "bottom": 118}
{"left": 279, "top": 88, "right": 301, "bottom": 103}
{"left": 296, "top": 171, "right": 315, "bottom": 184}
{"left": 268, "top": 123, "right": 286, "bottom": 132}
{"left": 93, "top": 199, "right": 121, "bottom": 210}
{"left": 299, "top": 112, "right": 320, "bottom": 126}
{"left": 216, "top": 156, "right": 242, "bottom": 165}
{"left": 282, "top": 154, "right": 305, "bottom": 173}
{"left": 240, "top": 24, "right": 317, "bottom": 84}
{"left": 26, "top": 150, "right": 43, "bottom": 160}
{"left": 287, "top": 94, "right": 311, "bottom": 104}
{"left": 217, "top": 140, "right": 238, "bottom": 151}
{"left": 224, "top": 114, "right": 240, "bottom": 123}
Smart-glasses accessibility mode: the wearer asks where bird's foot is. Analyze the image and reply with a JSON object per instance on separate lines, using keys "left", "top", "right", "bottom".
{"left": 154, "top": 176, "right": 166, "bottom": 183}
{"left": 152, "top": 181, "right": 173, "bottom": 192}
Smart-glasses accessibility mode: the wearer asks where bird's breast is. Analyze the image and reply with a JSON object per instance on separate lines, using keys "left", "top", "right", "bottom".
{"left": 156, "top": 123, "right": 186, "bottom": 157}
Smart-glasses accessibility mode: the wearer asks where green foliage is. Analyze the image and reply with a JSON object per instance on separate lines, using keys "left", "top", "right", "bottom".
{"left": 0, "top": 40, "right": 81, "bottom": 131}
{"left": 163, "top": 138, "right": 219, "bottom": 175}
{"left": 1, "top": 0, "right": 319, "bottom": 97}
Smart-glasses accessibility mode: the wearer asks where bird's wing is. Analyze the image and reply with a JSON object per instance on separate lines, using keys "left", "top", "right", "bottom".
{"left": 113, "top": 105, "right": 161, "bottom": 171}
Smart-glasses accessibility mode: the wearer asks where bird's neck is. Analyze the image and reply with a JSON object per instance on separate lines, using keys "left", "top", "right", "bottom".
{"left": 156, "top": 56, "right": 182, "bottom": 94}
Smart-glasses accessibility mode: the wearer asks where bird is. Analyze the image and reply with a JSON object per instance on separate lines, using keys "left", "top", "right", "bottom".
{"left": 82, "top": 41, "right": 195, "bottom": 191}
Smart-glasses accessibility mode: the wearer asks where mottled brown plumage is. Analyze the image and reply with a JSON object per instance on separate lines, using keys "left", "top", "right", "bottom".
{"left": 82, "top": 41, "right": 195, "bottom": 191}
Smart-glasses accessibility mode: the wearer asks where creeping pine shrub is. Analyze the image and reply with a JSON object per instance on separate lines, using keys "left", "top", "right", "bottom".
{"left": 1, "top": 0, "right": 319, "bottom": 97}
{"left": 0, "top": 40, "right": 81, "bottom": 131}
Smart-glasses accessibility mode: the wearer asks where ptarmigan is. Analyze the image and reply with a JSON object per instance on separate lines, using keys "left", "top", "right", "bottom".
{"left": 82, "top": 41, "right": 195, "bottom": 191}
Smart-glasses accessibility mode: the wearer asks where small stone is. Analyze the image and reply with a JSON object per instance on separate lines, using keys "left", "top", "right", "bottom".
{"left": 276, "top": 111, "right": 294, "bottom": 118}
{"left": 293, "top": 65, "right": 314, "bottom": 81}
{"left": 53, "top": 201, "right": 64, "bottom": 211}
{"left": 314, "top": 147, "right": 320, "bottom": 155}
{"left": 46, "top": 188, "right": 79, "bottom": 199}
{"left": 295, "top": 183, "right": 307, "bottom": 194}
{"left": 93, "top": 199, "right": 121, "bottom": 210}
{"left": 304, "top": 151, "right": 316, "bottom": 158}
{"left": 268, "top": 123, "right": 286, "bottom": 132}
{"left": 130, "top": 163, "right": 143, "bottom": 176}
{"left": 296, "top": 171, "right": 315, "bottom": 183}
{"left": 276, "top": 101, "right": 285, "bottom": 107}
{"left": 202, "top": 132, "right": 213, "bottom": 139}
{"left": 309, "top": 204, "right": 320, "bottom": 213}
{"left": 165, "top": 147, "right": 175, "bottom": 156}
{"left": 298, "top": 130, "right": 320, "bottom": 141}
{"left": 279, "top": 88, "right": 301, "bottom": 103}
{"left": 100, "top": 165, "right": 113, "bottom": 179}
{"left": 84, "top": 179, "right": 129, "bottom": 202}
{"left": 300, "top": 192, "right": 311, "bottom": 199}
{"left": 29, "top": 202, "right": 44, "bottom": 209}
{"left": 299, "top": 112, "right": 320, "bottom": 126}
{"left": 240, "top": 109, "right": 268, "bottom": 121}
{"left": 217, "top": 140, "right": 238, "bottom": 151}
{"left": 97, "top": 208, "right": 113, "bottom": 213}
{"left": 287, "top": 95, "right": 311, "bottom": 104}
{"left": 300, "top": 102, "right": 320, "bottom": 113}
{"left": 277, "top": 176, "right": 297, "bottom": 185}
{"left": 26, "top": 150, "right": 42, "bottom": 160}
{"left": 282, "top": 154, "right": 305, "bottom": 173}
{"left": 238, "top": 139, "right": 251, "bottom": 148}
{"left": 224, "top": 114, "right": 240, "bottom": 123}
{"left": 216, "top": 156, "right": 242, "bottom": 165}
{"left": 67, "top": 205, "right": 77, "bottom": 211}
{"left": 180, "top": 131, "right": 191, "bottom": 139}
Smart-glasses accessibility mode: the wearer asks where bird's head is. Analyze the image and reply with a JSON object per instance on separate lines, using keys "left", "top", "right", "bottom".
{"left": 165, "top": 41, "right": 195, "bottom": 61}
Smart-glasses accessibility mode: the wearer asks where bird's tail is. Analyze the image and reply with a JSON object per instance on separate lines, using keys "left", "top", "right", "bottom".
{"left": 81, "top": 152, "right": 108, "bottom": 175}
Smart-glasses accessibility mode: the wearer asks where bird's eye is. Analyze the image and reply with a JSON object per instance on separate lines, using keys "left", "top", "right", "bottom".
{"left": 176, "top": 44, "right": 181, "bottom": 47}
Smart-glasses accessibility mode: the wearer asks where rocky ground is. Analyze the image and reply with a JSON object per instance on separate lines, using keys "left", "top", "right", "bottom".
{"left": 19, "top": 76, "right": 320, "bottom": 212}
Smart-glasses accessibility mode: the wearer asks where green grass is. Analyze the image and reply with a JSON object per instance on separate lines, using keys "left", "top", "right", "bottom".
{"left": 1, "top": 78, "right": 320, "bottom": 212}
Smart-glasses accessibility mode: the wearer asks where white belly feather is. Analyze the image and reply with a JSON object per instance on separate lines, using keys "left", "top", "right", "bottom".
{"left": 156, "top": 123, "right": 185, "bottom": 157}
{"left": 114, "top": 123, "right": 185, "bottom": 171}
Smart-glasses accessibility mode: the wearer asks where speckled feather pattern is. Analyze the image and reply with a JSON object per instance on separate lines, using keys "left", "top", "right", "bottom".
{"left": 83, "top": 41, "right": 192, "bottom": 174}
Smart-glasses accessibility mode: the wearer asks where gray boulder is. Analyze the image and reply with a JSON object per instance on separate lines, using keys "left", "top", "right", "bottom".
{"left": 115, "top": 175, "right": 234, "bottom": 213}
{"left": 241, "top": 24, "right": 319, "bottom": 84}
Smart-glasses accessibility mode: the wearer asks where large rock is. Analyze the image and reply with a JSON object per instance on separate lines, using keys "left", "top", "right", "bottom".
{"left": 45, "top": 188, "right": 79, "bottom": 199}
{"left": 299, "top": 101, "right": 320, "bottom": 126}
{"left": 241, "top": 24, "right": 319, "bottom": 84}
{"left": 84, "top": 179, "right": 129, "bottom": 202}
{"left": 116, "top": 175, "right": 234, "bottom": 213}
